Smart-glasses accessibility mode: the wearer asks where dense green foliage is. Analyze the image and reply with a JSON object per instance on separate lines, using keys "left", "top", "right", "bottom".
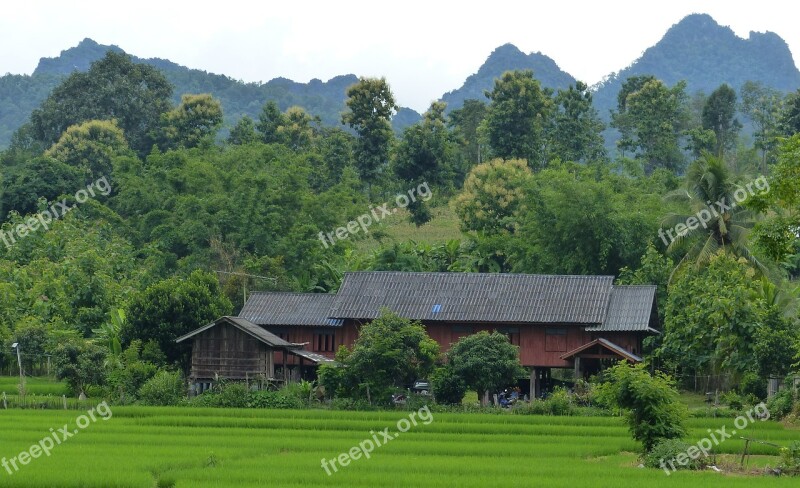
{"left": 447, "top": 331, "right": 526, "bottom": 405}
{"left": 320, "top": 310, "right": 439, "bottom": 405}
{"left": 597, "top": 363, "right": 688, "bottom": 452}
{"left": 28, "top": 51, "right": 173, "bottom": 155}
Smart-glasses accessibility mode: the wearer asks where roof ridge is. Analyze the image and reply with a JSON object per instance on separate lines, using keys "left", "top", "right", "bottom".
{"left": 341, "top": 271, "right": 615, "bottom": 279}
{"left": 248, "top": 291, "right": 335, "bottom": 296}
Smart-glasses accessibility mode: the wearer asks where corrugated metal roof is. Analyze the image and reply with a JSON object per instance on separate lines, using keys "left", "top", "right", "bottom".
{"left": 329, "top": 272, "right": 614, "bottom": 324}
{"left": 292, "top": 349, "right": 338, "bottom": 365}
{"left": 587, "top": 285, "right": 658, "bottom": 332}
{"left": 176, "top": 316, "right": 296, "bottom": 347}
{"left": 240, "top": 292, "right": 342, "bottom": 327}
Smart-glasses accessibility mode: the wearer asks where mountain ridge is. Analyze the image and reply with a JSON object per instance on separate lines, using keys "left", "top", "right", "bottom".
{"left": 440, "top": 43, "right": 576, "bottom": 111}
{"left": 591, "top": 13, "right": 800, "bottom": 117}
{"left": 1, "top": 14, "right": 799, "bottom": 148}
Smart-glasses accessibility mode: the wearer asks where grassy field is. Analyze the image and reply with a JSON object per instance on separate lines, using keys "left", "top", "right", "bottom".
{"left": 355, "top": 205, "right": 462, "bottom": 252}
{"left": 0, "top": 407, "right": 797, "bottom": 487}
{"left": 0, "top": 377, "right": 67, "bottom": 396}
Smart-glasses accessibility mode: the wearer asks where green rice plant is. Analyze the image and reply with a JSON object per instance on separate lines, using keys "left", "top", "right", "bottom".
{"left": 0, "top": 406, "right": 797, "bottom": 487}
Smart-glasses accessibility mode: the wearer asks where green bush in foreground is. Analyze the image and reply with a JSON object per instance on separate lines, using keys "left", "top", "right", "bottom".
{"left": 138, "top": 370, "right": 184, "bottom": 406}
{"left": 644, "top": 438, "right": 709, "bottom": 471}
{"left": 597, "top": 362, "right": 687, "bottom": 452}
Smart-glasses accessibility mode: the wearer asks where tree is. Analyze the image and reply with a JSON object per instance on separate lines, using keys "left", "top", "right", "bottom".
{"left": 44, "top": 119, "right": 130, "bottom": 180}
{"left": 612, "top": 75, "right": 656, "bottom": 158}
{"left": 256, "top": 101, "right": 286, "bottom": 144}
{"left": 341, "top": 77, "right": 397, "bottom": 186}
{"left": 617, "top": 244, "right": 674, "bottom": 325}
{"left": 452, "top": 158, "right": 532, "bottom": 235}
{"left": 394, "top": 101, "right": 453, "bottom": 186}
{"left": 52, "top": 338, "right": 107, "bottom": 397}
{"left": 337, "top": 309, "right": 439, "bottom": 404}
{"left": 597, "top": 362, "right": 687, "bottom": 452}
{"left": 485, "top": 70, "right": 553, "bottom": 169}
{"left": 28, "top": 51, "right": 172, "bottom": 155}
{"left": 611, "top": 77, "right": 688, "bottom": 173}
{"left": 511, "top": 163, "right": 661, "bottom": 276}
{"left": 702, "top": 84, "right": 741, "bottom": 157}
{"left": 447, "top": 330, "right": 525, "bottom": 406}
{"left": 156, "top": 94, "right": 223, "bottom": 150}
{"left": 753, "top": 301, "right": 799, "bottom": 378}
{"left": 393, "top": 101, "right": 454, "bottom": 225}
{"left": 278, "top": 106, "right": 315, "bottom": 151}
{"left": 780, "top": 89, "right": 800, "bottom": 136}
{"left": 750, "top": 134, "right": 800, "bottom": 277}
{"left": 430, "top": 364, "right": 467, "bottom": 405}
{"left": 0, "top": 156, "right": 84, "bottom": 220}
{"left": 227, "top": 115, "right": 259, "bottom": 145}
{"left": 449, "top": 99, "right": 488, "bottom": 176}
{"left": 550, "top": 81, "right": 607, "bottom": 163}
{"left": 660, "top": 252, "right": 766, "bottom": 380}
{"left": 315, "top": 127, "right": 355, "bottom": 185}
{"left": 122, "top": 270, "right": 232, "bottom": 368}
{"left": 662, "top": 154, "right": 764, "bottom": 274}
{"left": 740, "top": 81, "right": 783, "bottom": 171}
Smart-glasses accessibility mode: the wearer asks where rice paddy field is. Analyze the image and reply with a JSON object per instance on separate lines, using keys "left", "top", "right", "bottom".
{"left": 1, "top": 407, "right": 798, "bottom": 487}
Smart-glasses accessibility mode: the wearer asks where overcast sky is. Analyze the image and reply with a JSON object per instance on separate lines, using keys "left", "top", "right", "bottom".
{"left": 1, "top": 1, "right": 797, "bottom": 112}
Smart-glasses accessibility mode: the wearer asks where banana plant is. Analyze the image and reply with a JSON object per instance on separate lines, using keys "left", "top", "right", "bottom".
{"left": 92, "top": 308, "right": 125, "bottom": 369}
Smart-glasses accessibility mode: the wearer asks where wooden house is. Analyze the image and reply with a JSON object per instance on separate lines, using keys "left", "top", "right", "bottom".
{"left": 235, "top": 272, "right": 659, "bottom": 397}
{"left": 176, "top": 316, "right": 335, "bottom": 393}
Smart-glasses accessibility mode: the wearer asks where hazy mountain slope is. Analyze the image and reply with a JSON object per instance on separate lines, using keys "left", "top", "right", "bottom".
{"left": 440, "top": 43, "right": 577, "bottom": 111}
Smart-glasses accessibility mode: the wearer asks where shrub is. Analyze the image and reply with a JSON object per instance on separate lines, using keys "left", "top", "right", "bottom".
{"left": 778, "top": 441, "right": 800, "bottom": 476}
{"left": 767, "top": 387, "right": 795, "bottom": 419}
{"left": 282, "top": 380, "right": 315, "bottom": 405}
{"left": 544, "top": 387, "right": 574, "bottom": 415}
{"left": 513, "top": 388, "right": 577, "bottom": 416}
{"left": 644, "top": 438, "right": 709, "bottom": 471}
{"left": 430, "top": 365, "right": 466, "bottom": 405}
{"left": 138, "top": 370, "right": 184, "bottom": 406}
{"left": 317, "top": 364, "right": 347, "bottom": 398}
{"left": 721, "top": 391, "right": 744, "bottom": 410}
{"left": 596, "top": 363, "right": 687, "bottom": 452}
{"left": 211, "top": 382, "right": 250, "bottom": 408}
{"left": 246, "top": 390, "right": 304, "bottom": 409}
{"left": 739, "top": 372, "right": 767, "bottom": 400}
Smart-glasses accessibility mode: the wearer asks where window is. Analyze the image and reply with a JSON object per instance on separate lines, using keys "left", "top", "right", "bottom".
{"left": 497, "top": 327, "right": 520, "bottom": 346}
{"left": 314, "top": 330, "right": 336, "bottom": 352}
{"left": 271, "top": 327, "right": 291, "bottom": 343}
{"left": 545, "top": 327, "right": 567, "bottom": 352}
{"left": 452, "top": 325, "right": 473, "bottom": 341}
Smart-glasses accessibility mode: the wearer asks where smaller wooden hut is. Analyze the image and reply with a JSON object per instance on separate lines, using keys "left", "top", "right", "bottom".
{"left": 176, "top": 316, "right": 335, "bottom": 393}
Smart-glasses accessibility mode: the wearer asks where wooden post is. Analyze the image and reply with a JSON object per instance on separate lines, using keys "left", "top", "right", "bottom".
{"left": 530, "top": 368, "right": 540, "bottom": 400}
{"left": 740, "top": 439, "right": 750, "bottom": 468}
{"left": 574, "top": 357, "right": 581, "bottom": 380}
{"left": 2, "top": 391, "right": 6, "bottom": 409}
{"left": 282, "top": 349, "right": 287, "bottom": 384}
{"left": 62, "top": 395, "right": 67, "bottom": 410}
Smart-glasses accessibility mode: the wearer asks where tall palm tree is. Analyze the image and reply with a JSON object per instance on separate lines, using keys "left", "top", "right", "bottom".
{"left": 662, "top": 153, "right": 766, "bottom": 278}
